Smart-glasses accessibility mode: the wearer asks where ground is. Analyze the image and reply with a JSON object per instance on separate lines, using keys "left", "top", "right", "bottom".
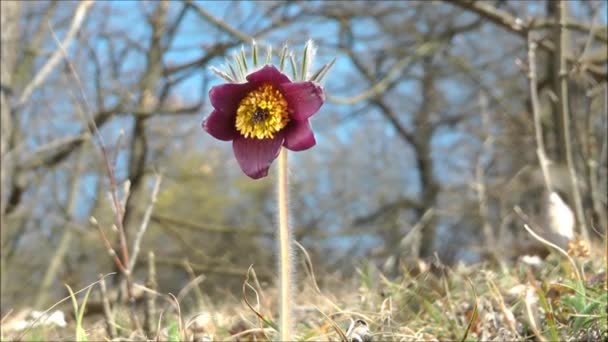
{"left": 2, "top": 244, "right": 606, "bottom": 341}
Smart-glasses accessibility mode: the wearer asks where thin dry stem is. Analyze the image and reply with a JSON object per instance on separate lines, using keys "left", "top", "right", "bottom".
{"left": 182, "top": 259, "right": 206, "bottom": 308}
{"left": 144, "top": 251, "right": 157, "bottom": 338}
{"left": 229, "top": 328, "right": 276, "bottom": 341}
{"left": 329, "top": 42, "right": 440, "bottom": 105}
{"left": 486, "top": 277, "right": 519, "bottom": 338}
{"left": 476, "top": 91, "right": 496, "bottom": 250}
{"left": 241, "top": 265, "right": 273, "bottom": 341}
{"left": 0, "top": 309, "right": 13, "bottom": 325}
{"left": 176, "top": 274, "right": 206, "bottom": 303}
{"left": 514, "top": 206, "right": 582, "bottom": 284}
{"left": 48, "top": 19, "right": 139, "bottom": 332}
{"left": 294, "top": 241, "right": 344, "bottom": 314}
{"left": 295, "top": 240, "right": 321, "bottom": 294}
{"left": 184, "top": 0, "right": 251, "bottom": 43}
{"left": 315, "top": 305, "right": 348, "bottom": 342}
{"left": 527, "top": 32, "right": 554, "bottom": 192}
{"left": 557, "top": 1, "right": 589, "bottom": 243}
{"left": 128, "top": 174, "right": 162, "bottom": 271}
{"left": 16, "top": 273, "right": 116, "bottom": 341}
{"left": 91, "top": 217, "right": 126, "bottom": 273}
{"left": 168, "top": 293, "right": 185, "bottom": 341}
{"left": 524, "top": 285, "right": 547, "bottom": 342}
{"left": 17, "top": 1, "right": 94, "bottom": 108}
{"left": 98, "top": 273, "right": 117, "bottom": 339}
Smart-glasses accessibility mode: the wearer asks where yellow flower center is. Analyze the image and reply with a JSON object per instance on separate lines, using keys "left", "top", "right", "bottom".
{"left": 235, "top": 84, "right": 289, "bottom": 139}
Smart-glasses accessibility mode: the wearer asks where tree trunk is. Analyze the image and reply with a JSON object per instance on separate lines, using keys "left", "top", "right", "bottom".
{"left": 1, "top": 0, "right": 22, "bottom": 295}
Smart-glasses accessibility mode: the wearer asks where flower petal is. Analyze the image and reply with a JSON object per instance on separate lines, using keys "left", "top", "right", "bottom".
{"left": 246, "top": 65, "right": 291, "bottom": 85}
{"left": 209, "top": 83, "right": 253, "bottom": 114}
{"left": 279, "top": 81, "right": 324, "bottom": 121}
{"left": 202, "top": 110, "right": 238, "bottom": 141}
{"left": 233, "top": 134, "right": 284, "bottom": 179}
{"left": 284, "top": 120, "right": 316, "bottom": 151}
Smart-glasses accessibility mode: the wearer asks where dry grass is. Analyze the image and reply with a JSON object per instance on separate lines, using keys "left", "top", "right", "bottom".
{"left": 2, "top": 242, "right": 606, "bottom": 342}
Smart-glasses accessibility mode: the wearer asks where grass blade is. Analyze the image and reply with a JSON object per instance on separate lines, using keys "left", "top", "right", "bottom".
{"left": 461, "top": 278, "right": 478, "bottom": 342}
{"left": 536, "top": 287, "right": 559, "bottom": 341}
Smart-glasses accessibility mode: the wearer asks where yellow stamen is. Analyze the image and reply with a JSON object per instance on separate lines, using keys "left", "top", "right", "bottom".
{"left": 235, "top": 84, "right": 289, "bottom": 139}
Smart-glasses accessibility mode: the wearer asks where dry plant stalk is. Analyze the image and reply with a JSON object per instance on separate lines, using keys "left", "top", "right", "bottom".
{"left": 524, "top": 285, "right": 547, "bottom": 342}
{"left": 46, "top": 8, "right": 161, "bottom": 332}
{"left": 476, "top": 91, "right": 496, "bottom": 251}
{"left": 527, "top": 31, "right": 554, "bottom": 192}
{"left": 182, "top": 259, "right": 206, "bottom": 308}
{"left": 514, "top": 206, "right": 582, "bottom": 284}
{"left": 15, "top": 274, "right": 115, "bottom": 341}
{"left": 98, "top": 274, "right": 117, "bottom": 339}
{"left": 557, "top": 1, "right": 589, "bottom": 243}
{"left": 129, "top": 174, "right": 163, "bottom": 272}
{"left": 144, "top": 251, "right": 157, "bottom": 338}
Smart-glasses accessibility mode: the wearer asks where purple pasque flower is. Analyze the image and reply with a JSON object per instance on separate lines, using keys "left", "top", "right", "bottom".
{"left": 202, "top": 64, "right": 324, "bottom": 179}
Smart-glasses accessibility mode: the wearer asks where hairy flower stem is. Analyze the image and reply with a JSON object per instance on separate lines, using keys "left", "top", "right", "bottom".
{"left": 277, "top": 147, "right": 292, "bottom": 341}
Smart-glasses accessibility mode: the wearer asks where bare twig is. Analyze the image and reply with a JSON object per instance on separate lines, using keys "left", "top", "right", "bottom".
{"left": 128, "top": 174, "right": 162, "bottom": 271}
{"left": 475, "top": 91, "right": 496, "bottom": 250}
{"left": 527, "top": 32, "right": 554, "bottom": 192}
{"left": 144, "top": 251, "right": 157, "bottom": 338}
{"left": 182, "top": 259, "right": 206, "bottom": 308}
{"left": 577, "top": 4, "right": 602, "bottom": 65}
{"left": 532, "top": 18, "right": 607, "bottom": 44}
{"left": 557, "top": 1, "right": 589, "bottom": 243}
{"left": 48, "top": 13, "right": 131, "bottom": 271}
{"left": 18, "top": 134, "right": 90, "bottom": 170}
{"left": 150, "top": 212, "right": 272, "bottom": 238}
{"left": 446, "top": 0, "right": 607, "bottom": 82}
{"left": 329, "top": 42, "right": 440, "bottom": 105}
{"left": 176, "top": 273, "right": 206, "bottom": 308}
{"left": 17, "top": 1, "right": 95, "bottom": 108}
{"left": 399, "top": 208, "right": 435, "bottom": 251}
{"left": 90, "top": 217, "right": 126, "bottom": 273}
{"left": 99, "top": 273, "right": 117, "bottom": 339}
{"left": 47, "top": 12, "right": 139, "bottom": 331}
{"left": 184, "top": 0, "right": 252, "bottom": 43}
{"left": 589, "top": 85, "right": 608, "bottom": 232}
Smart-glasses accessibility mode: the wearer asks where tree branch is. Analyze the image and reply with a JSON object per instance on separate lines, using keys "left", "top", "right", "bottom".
{"left": 446, "top": 0, "right": 607, "bottom": 82}
{"left": 16, "top": 1, "right": 95, "bottom": 108}
{"left": 353, "top": 196, "right": 424, "bottom": 226}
